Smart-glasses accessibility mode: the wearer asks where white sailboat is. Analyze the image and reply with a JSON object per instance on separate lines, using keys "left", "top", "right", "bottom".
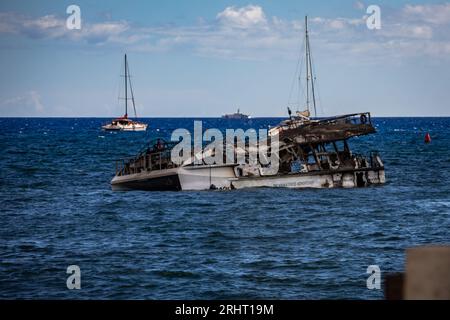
{"left": 102, "top": 54, "right": 148, "bottom": 132}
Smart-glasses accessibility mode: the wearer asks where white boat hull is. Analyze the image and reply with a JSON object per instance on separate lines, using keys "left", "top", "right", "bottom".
{"left": 102, "top": 122, "right": 148, "bottom": 131}
{"left": 178, "top": 165, "right": 237, "bottom": 190}
{"left": 231, "top": 169, "right": 385, "bottom": 190}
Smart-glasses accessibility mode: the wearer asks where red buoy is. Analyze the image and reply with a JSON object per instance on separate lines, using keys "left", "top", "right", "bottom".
{"left": 424, "top": 132, "right": 431, "bottom": 143}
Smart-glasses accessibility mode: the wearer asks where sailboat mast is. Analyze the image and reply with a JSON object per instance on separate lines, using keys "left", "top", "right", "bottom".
{"left": 305, "top": 16, "right": 310, "bottom": 113}
{"left": 308, "top": 31, "right": 317, "bottom": 117}
{"left": 124, "top": 54, "right": 128, "bottom": 118}
{"left": 305, "top": 16, "right": 317, "bottom": 117}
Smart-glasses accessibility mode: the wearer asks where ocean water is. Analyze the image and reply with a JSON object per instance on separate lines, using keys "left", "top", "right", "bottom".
{"left": 0, "top": 117, "right": 449, "bottom": 299}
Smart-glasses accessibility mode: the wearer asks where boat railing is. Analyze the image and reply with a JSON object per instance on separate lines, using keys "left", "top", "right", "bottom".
{"left": 369, "top": 151, "right": 383, "bottom": 168}
{"left": 316, "top": 112, "right": 372, "bottom": 126}
{"left": 272, "top": 112, "right": 373, "bottom": 137}
{"left": 348, "top": 150, "right": 383, "bottom": 170}
{"left": 115, "top": 149, "right": 175, "bottom": 176}
{"left": 309, "top": 148, "right": 382, "bottom": 172}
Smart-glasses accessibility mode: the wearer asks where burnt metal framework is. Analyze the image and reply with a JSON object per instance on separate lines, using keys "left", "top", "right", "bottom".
{"left": 115, "top": 139, "right": 177, "bottom": 176}
{"left": 276, "top": 112, "right": 381, "bottom": 174}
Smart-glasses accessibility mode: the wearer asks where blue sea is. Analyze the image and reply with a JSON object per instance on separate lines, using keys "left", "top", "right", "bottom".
{"left": 0, "top": 117, "right": 449, "bottom": 299}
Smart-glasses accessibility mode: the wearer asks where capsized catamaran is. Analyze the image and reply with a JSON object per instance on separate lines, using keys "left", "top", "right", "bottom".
{"left": 102, "top": 54, "right": 148, "bottom": 131}
{"left": 110, "top": 17, "right": 385, "bottom": 191}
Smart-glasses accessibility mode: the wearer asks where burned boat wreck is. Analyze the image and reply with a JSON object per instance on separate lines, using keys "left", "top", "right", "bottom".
{"left": 110, "top": 16, "right": 385, "bottom": 191}
{"left": 111, "top": 113, "right": 385, "bottom": 191}
{"left": 234, "top": 112, "right": 385, "bottom": 189}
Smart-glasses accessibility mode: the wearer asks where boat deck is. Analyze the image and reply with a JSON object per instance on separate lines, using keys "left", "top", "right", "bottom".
{"left": 278, "top": 112, "right": 375, "bottom": 144}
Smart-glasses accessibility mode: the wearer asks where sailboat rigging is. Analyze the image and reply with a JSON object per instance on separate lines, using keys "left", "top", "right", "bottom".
{"left": 285, "top": 15, "right": 319, "bottom": 125}
{"left": 273, "top": 16, "right": 319, "bottom": 135}
{"left": 304, "top": 15, "right": 317, "bottom": 117}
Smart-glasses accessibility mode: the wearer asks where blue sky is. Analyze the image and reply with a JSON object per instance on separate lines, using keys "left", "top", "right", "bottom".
{"left": 0, "top": 0, "right": 449, "bottom": 117}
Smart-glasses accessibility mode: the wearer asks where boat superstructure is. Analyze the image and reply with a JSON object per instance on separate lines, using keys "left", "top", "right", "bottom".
{"left": 232, "top": 112, "right": 385, "bottom": 190}
{"left": 102, "top": 54, "right": 148, "bottom": 132}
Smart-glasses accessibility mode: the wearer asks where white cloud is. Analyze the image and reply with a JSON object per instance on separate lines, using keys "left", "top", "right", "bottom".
{"left": 0, "top": 12, "right": 129, "bottom": 44}
{"left": 403, "top": 4, "right": 450, "bottom": 25}
{"left": 216, "top": 5, "right": 267, "bottom": 28}
{"left": 81, "top": 21, "right": 129, "bottom": 44}
{"left": 308, "top": 16, "right": 364, "bottom": 31}
{"left": 1, "top": 91, "right": 45, "bottom": 114}
{"left": 87, "top": 21, "right": 128, "bottom": 36}
{"left": 354, "top": 1, "right": 365, "bottom": 11}
{"left": 410, "top": 25, "right": 433, "bottom": 39}
{"left": 329, "top": 19, "right": 346, "bottom": 30}
{"left": 381, "top": 24, "right": 433, "bottom": 40}
{"left": 26, "top": 15, "right": 62, "bottom": 30}
{"left": 1, "top": 4, "right": 450, "bottom": 61}
{"left": 0, "top": 13, "right": 65, "bottom": 38}
{"left": 29, "top": 91, "right": 44, "bottom": 112}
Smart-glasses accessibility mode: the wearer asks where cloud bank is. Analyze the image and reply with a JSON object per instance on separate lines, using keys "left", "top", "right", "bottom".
{"left": 1, "top": 3, "right": 450, "bottom": 60}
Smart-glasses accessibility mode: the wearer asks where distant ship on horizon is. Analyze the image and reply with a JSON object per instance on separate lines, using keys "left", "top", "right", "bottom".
{"left": 222, "top": 108, "right": 250, "bottom": 120}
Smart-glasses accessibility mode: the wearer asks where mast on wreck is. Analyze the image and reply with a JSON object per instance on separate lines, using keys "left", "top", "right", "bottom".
{"left": 304, "top": 16, "right": 317, "bottom": 117}
{"left": 124, "top": 54, "right": 128, "bottom": 118}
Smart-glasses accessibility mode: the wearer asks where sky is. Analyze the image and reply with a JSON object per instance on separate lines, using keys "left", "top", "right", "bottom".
{"left": 0, "top": 0, "right": 449, "bottom": 117}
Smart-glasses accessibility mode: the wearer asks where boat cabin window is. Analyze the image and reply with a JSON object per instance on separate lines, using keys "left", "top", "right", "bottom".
{"left": 306, "top": 154, "right": 316, "bottom": 165}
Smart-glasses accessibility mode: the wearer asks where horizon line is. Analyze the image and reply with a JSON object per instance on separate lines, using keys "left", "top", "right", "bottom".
{"left": 1, "top": 115, "right": 450, "bottom": 119}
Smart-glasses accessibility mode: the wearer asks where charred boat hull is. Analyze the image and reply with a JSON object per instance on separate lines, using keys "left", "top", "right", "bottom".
{"left": 111, "top": 168, "right": 181, "bottom": 191}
